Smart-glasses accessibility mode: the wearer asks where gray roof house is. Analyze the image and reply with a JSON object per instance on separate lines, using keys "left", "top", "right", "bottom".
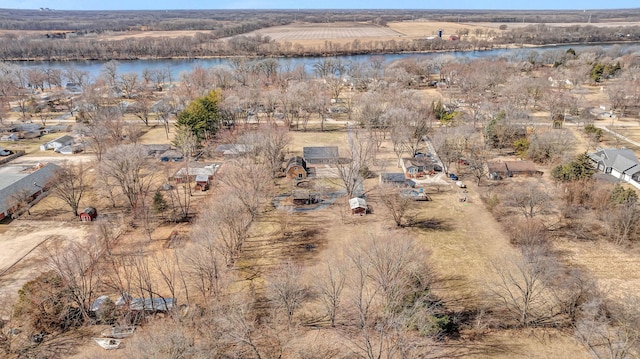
{"left": 379, "top": 172, "right": 415, "bottom": 188}
{"left": 0, "top": 163, "right": 60, "bottom": 220}
{"left": 589, "top": 148, "right": 640, "bottom": 189}
{"left": 303, "top": 146, "right": 339, "bottom": 164}
{"left": 40, "top": 135, "right": 74, "bottom": 151}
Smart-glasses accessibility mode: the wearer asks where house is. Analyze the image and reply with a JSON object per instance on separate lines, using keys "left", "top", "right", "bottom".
{"left": 42, "top": 124, "right": 72, "bottom": 134}
{"left": 379, "top": 172, "right": 415, "bottom": 188}
{"left": 59, "top": 144, "right": 83, "bottom": 155}
{"left": 40, "top": 135, "right": 74, "bottom": 151}
{"left": 504, "top": 160, "right": 542, "bottom": 177}
{"left": 0, "top": 163, "right": 60, "bottom": 220}
{"left": 349, "top": 197, "right": 367, "bottom": 215}
{"left": 401, "top": 158, "right": 436, "bottom": 178}
{"left": 285, "top": 156, "right": 308, "bottom": 180}
{"left": 589, "top": 148, "right": 640, "bottom": 189}
{"left": 303, "top": 146, "right": 339, "bottom": 165}
{"left": 487, "top": 160, "right": 542, "bottom": 179}
{"left": 143, "top": 144, "right": 171, "bottom": 157}
{"left": 173, "top": 163, "right": 221, "bottom": 183}
{"left": 487, "top": 162, "right": 508, "bottom": 179}
{"left": 79, "top": 207, "right": 98, "bottom": 222}
{"left": 1, "top": 134, "right": 18, "bottom": 141}
{"left": 194, "top": 174, "right": 210, "bottom": 191}
{"left": 400, "top": 188, "right": 430, "bottom": 201}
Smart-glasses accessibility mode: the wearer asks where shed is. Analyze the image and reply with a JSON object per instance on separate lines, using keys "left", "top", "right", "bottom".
{"left": 79, "top": 207, "right": 98, "bottom": 222}
{"left": 194, "top": 174, "right": 210, "bottom": 191}
{"left": 303, "top": 146, "right": 339, "bottom": 165}
{"left": 292, "top": 190, "right": 317, "bottom": 205}
{"left": 349, "top": 197, "right": 367, "bottom": 215}
{"left": 286, "top": 156, "right": 308, "bottom": 179}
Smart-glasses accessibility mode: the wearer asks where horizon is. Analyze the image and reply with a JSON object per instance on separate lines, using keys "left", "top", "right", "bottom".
{"left": 3, "top": 0, "right": 640, "bottom": 11}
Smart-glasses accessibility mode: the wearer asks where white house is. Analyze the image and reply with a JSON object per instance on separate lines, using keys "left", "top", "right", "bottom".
{"left": 40, "top": 135, "right": 74, "bottom": 151}
{"left": 589, "top": 148, "right": 640, "bottom": 190}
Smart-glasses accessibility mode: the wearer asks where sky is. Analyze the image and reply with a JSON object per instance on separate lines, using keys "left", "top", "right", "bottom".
{"left": 2, "top": 0, "right": 639, "bottom": 11}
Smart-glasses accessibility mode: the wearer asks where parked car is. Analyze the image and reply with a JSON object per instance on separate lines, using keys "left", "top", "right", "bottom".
{"left": 449, "top": 173, "right": 459, "bottom": 181}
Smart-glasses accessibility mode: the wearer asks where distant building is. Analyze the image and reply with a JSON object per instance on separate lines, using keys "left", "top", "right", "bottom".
{"left": 40, "top": 135, "right": 74, "bottom": 151}
{"left": 349, "top": 197, "right": 367, "bottom": 215}
{"left": 0, "top": 163, "right": 60, "bottom": 220}
{"left": 589, "top": 148, "right": 640, "bottom": 189}
{"left": 173, "top": 163, "right": 220, "bottom": 183}
{"left": 487, "top": 160, "right": 542, "bottom": 179}
{"left": 303, "top": 146, "right": 339, "bottom": 165}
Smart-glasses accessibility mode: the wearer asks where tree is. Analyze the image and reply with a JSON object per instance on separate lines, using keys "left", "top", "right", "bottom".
{"left": 315, "top": 260, "right": 346, "bottom": 327}
{"left": 176, "top": 89, "right": 222, "bottom": 141}
{"left": 219, "top": 158, "right": 273, "bottom": 220}
{"left": 490, "top": 247, "right": 566, "bottom": 328}
{"left": 50, "top": 162, "right": 88, "bottom": 216}
{"left": 266, "top": 262, "right": 308, "bottom": 325}
{"left": 551, "top": 153, "right": 596, "bottom": 182}
{"left": 334, "top": 129, "right": 376, "bottom": 197}
{"left": 505, "top": 182, "right": 551, "bottom": 218}
{"left": 100, "top": 144, "right": 155, "bottom": 210}
{"left": 378, "top": 186, "right": 415, "bottom": 227}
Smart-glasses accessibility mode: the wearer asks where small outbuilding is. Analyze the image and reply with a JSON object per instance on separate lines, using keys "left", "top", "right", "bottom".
{"left": 349, "top": 197, "right": 367, "bottom": 215}
{"left": 286, "top": 156, "right": 308, "bottom": 180}
{"left": 79, "top": 207, "right": 98, "bottom": 222}
{"left": 194, "top": 174, "right": 210, "bottom": 191}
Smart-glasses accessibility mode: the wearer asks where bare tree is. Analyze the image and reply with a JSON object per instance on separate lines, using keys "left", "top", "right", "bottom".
{"left": 490, "top": 246, "right": 566, "bottom": 328}
{"left": 575, "top": 296, "right": 640, "bottom": 359}
{"left": 50, "top": 161, "right": 88, "bottom": 216}
{"left": 315, "top": 260, "right": 346, "bottom": 327}
{"left": 334, "top": 129, "right": 376, "bottom": 197}
{"left": 378, "top": 186, "right": 415, "bottom": 227}
{"left": 219, "top": 158, "right": 273, "bottom": 220}
{"left": 266, "top": 262, "right": 308, "bottom": 325}
{"left": 100, "top": 143, "right": 155, "bottom": 210}
{"left": 505, "top": 182, "right": 551, "bottom": 218}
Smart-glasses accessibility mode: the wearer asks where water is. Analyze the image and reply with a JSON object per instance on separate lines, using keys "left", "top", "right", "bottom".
{"left": 9, "top": 43, "right": 636, "bottom": 80}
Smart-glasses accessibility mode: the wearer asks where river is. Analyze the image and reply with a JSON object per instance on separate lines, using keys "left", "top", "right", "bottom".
{"left": 10, "top": 43, "right": 638, "bottom": 80}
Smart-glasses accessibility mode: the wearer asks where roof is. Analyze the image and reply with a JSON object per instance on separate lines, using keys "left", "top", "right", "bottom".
{"left": 380, "top": 173, "right": 407, "bottom": 183}
{"left": 195, "top": 174, "right": 209, "bottom": 182}
{"left": 0, "top": 163, "right": 61, "bottom": 214}
{"left": 215, "top": 144, "right": 253, "bottom": 155}
{"left": 174, "top": 163, "right": 220, "bottom": 178}
{"left": 487, "top": 162, "right": 508, "bottom": 173}
{"left": 115, "top": 294, "right": 176, "bottom": 312}
{"left": 49, "top": 135, "right": 74, "bottom": 145}
{"left": 402, "top": 157, "right": 434, "bottom": 168}
{"left": 589, "top": 148, "right": 640, "bottom": 174}
{"left": 504, "top": 160, "right": 538, "bottom": 173}
{"left": 286, "top": 156, "right": 306, "bottom": 170}
{"left": 349, "top": 197, "right": 367, "bottom": 209}
{"left": 303, "top": 146, "right": 339, "bottom": 160}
